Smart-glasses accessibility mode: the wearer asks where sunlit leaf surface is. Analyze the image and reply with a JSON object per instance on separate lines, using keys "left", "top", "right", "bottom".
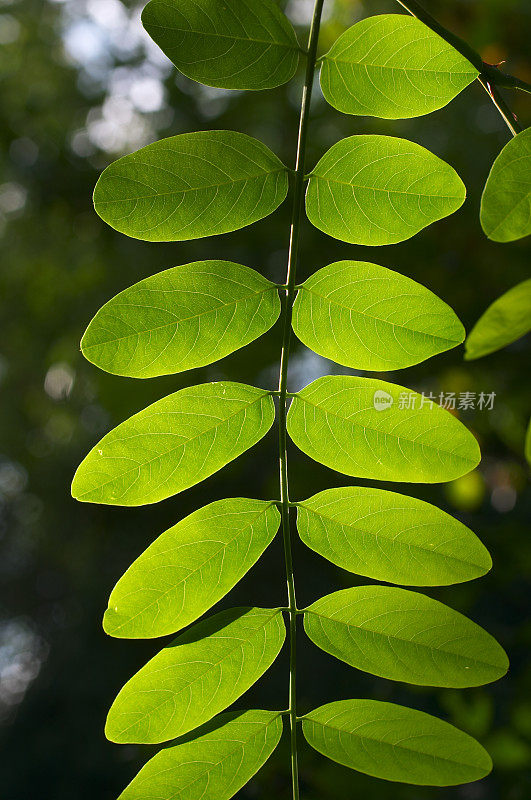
{"left": 480, "top": 128, "right": 531, "bottom": 242}
{"left": 465, "top": 278, "right": 531, "bottom": 359}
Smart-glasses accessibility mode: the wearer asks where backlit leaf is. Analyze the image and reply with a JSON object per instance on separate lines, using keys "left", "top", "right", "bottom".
{"left": 296, "top": 486, "right": 491, "bottom": 586}
{"left": 81, "top": 261, "right": 281, "bottom": 378}
{"left": 292, "top": 260, "right": 464, "bottom": 370}
{"left": 320, "top": 14, "right": 478, "bottom": 119}
{"left": 72, "top": 382, "right": 275, "bottom": 506}
{"left": 304, "top": 585, "right": 508, "bottom": 687}
{"left": 287, "top": 375, "right": 480, "bottom": 483}
{"left": 117, "top": 710, "right": 283, "bottom": 800}
{"left": 305, "top": 135, "right": 465, "bottom": 245}
{"left": 465, "top": 278, "right": 531, "bottom": 360}
{"left": 106, "top": 607, "right": 285, "bottom": 743}
{"left": 93, "top": 131, "right": 288, "bottom": 242}
{"left": 480, "top": 127, "right": 531, "bottom": 242}
{"left": 302, "top": 699, "right": 492, "bottom": 786}
{"left": 104, "top": 498, "right": 280, "bottom": 638}
{"left": 142, "top": 0, "right": 299, "bottom": 90}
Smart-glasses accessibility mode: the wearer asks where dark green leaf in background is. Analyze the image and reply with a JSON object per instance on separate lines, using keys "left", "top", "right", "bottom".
{"left": 320, "top": 14, "right": 478, "bottom": 119}
{"left": 302, "top": 699, "right": 492, "bottom": 786}
{"left": 104, "top": 498, "right": 280, "bottom": 638}
{"left": 93, "top": 131, "right": 289, "bottom": 241}
{"left": 287, "top": 375, "right": 480, "bottom": 483}
{"left": 142, "top": 0, "right": 300, "bottom": 90}
{"left": 480, "top": 127, "right": 531, "bottom": 242}
{"left": 72, "top": 382, "right": 275, "bottom": 506}
{"left": 465, "top": 278, "right": 531, "bottom": 359}
{"left": 117, "top": 710, "right": 283, "bottom": 800}
{"left": 106, "top": 607, "right": 285, "bottom": 743}
{"left": 81, "top": 261, "right": 281, "bottom": 378}
{"left": 305, "top": 135, "right": 466, "bottom": 245}
{"left": 296, "top": 486, "right": 491, "bottom": 586}
{"left": 292, "top": 260, "right": 465, "bottom": 370}
{"left": 304, "top": 585, "right": 509, "bottom": 687}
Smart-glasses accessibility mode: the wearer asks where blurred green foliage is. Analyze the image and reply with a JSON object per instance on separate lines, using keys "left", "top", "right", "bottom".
{"left": 0, "top": 1, "right": 529, "bottom": 798}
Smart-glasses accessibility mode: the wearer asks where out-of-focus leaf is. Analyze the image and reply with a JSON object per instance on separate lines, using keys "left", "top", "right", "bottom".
{"left": 465, "top": 278, "right": 531, "bottom": 359}
{"left": 480, "top": 128, "right": 531, "bottom": 242}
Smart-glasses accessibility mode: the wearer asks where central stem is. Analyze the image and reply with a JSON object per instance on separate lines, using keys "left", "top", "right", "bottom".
{"left": 277, "top": 2, "right": 325, "bottom": 798}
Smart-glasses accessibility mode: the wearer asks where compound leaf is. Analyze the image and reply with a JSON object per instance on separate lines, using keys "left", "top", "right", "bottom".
{"left": 296, "top": 486, "right": 491, "bottom": 586}
{"left": 305, "top": 135, "right": 465, "bottom": 246}
{"left": 142, "top": 0, "right": 299, "bottom": 91}
{"left": 302, "top": 699, "right": 492, "bottom": 786}
{"left": 72, "top": 382, "right": 275, "bottom": 506}
{"left": 304, "top": 585, "right": 508, "bottom": 688}
{"left": 81, "top": 261, "right": 281, "bottom": 378}
{"left": 465, "top": 278, "right": 531, "bottom": 360}
{"left": 320, "top": 14, "right": 478, "bottom": 119}
{"left": 117, "top": 709, "right": 283, "bottom": 800}
{"left": 104, "top": 498, "right": 280, "bottom": 638}
{"left": 93, "top": 131, "right": 288, "bottom": 242}
{"left": 106, "top": 607, "right": 285, "bottom": 744}
{"left": 287, "top": 375, "right": 480, "bottom": 483}
{"left": 292, "top": 260, "right": 464, "bottom": 370}
{"left": 480, "top": 127, "right": 531, "bottom": 242}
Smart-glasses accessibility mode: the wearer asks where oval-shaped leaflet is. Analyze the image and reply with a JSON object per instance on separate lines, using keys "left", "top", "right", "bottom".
{"left": 305, "top": 135, "right": 466, "bottom": 246}
{"left": 302, "top": 699, "right": 492, "bottom": 786}
{"left": 465, "top": 278, "right": 531, "bottom": 360}
{"left": 296, "top": 486, "right": 491, "bottom": 586}
{"left": 117, "top": 710, "right": 283, "bottom": 800}
{"left": 93, "top": 131, "right": 289, "bottom": 242}
{"left": 71, "top": 382, "right": 275, "bottom": 506}
{"left": 320, "top": 14, "right": 478, "bottom": 120}
{"left": 142, "top": 0, "right": 299, "bottom": 91}
{"left": 104, "top": 498, "right": 281, "bottom": 639}
{"left": 304, "top": 585, "right": 508, "bottom": 688}
{"left": 106, "top": 607, "right": 285, "bottom": 744}
{"left": 292, "top": 260, "right": 465, "bottom": 370}
{"left": 287, "top": 375, "right": 480, "bottom": 483}
{"left": 81, "top": 261, "right": 281, "bottom": 378}
{"left": 480, "top": 127, "right": 531, "bottom": 242}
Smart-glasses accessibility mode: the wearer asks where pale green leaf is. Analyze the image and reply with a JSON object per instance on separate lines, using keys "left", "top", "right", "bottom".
{"left": 287, "top": 375, "right": 480, "bottom": 483}
{"left": 465, "top": 278, "right": 531, "bottom": 360}
{"left": 292, "top": 260, "right": 465, "bottom": 370}
{"left": 296, "top": 486, "right": 491, "bottom": 586}
{"left": 480, "top": 127, "right": 531, "bottom": 242}
{"left": 93, "top": 131, "right": 288, "bottom": 242}
{"left": 320, "top": 14, "right": 478, "bottom": 119}
{"left": 81, "top": 261, "right": 281, "bottom": 378}
{"left": 305, "top": 135, "right": 465, "bottom": 245}
{"left": 71, "top": 382, "right": 274, "bottom": 506}
{"left": 304, "top": 585, "right": 508, "bottom": 688}
{"left": 106, "top": 607, "right": 285, "bottom": 744}
{"left": 118, "top": 710, "right": 283, "bottom": 800}
{"left": 104, "top": 498, "right": 280, "bottom": 638}
{"left": 302, "top": 699, "right": 492, "bottom": 786}
{"left": 142, "top": 0, "right": 299, "bottom": 91}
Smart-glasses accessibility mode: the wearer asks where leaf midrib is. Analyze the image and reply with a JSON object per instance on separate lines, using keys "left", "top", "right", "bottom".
{"left": 148, "top": 22, "right": 297, "bottom": 51}
{"left": 324, "top": 57, "right": 476, "bottom": 78}
{"left": 312, "top": 173, "right": 460, "bottom": 201}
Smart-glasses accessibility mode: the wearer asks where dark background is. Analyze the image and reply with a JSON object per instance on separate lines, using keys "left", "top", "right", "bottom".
{"left": 0, "top": 0, "right": 529, "bottom": 798}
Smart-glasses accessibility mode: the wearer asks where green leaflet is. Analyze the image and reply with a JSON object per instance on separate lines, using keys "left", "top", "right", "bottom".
{"left": 142, "top": 0, "right": 299, "bottom": 91}
{"left": 117, "top": 710, "right": 283, "bottom": 800}
{"left": 81, "top": 261, "right": 281, "bottom": 378}
{"left": 304, "top": 585, "right": 508, "bottom": 688}
{"left": 292, "top": 260, "right": 465, "bottom": 370}
{"left": 93, "top": 131, "right": 289, "bottom": 242}
{"left": 305, "top": 135, "right": 465, "bottom": 245}
{"left": 286, "top": 375, "right": 480, "bottom": 483}
{"left": 106, "top": 607, "right": 285, "bottom": 744}
{"left": 302, "top": 699, "right": 492, "bottom": 786}
{"left": 104, "top": 498, "right": 280, "bottom": 638}
{"left": 296, "top": 487, "right": 491, "bottom": 586}
{"left": 71, "top": 382, "right": 274, "bottom": 506}
{"left": 320, "top": 14, "right": 478, "bottom": 119}
{"left": 480, "top": 127, "right": 531, "bottom": 242}
{"left": 465, "top": 278, "right": 531, "bottom": 360}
